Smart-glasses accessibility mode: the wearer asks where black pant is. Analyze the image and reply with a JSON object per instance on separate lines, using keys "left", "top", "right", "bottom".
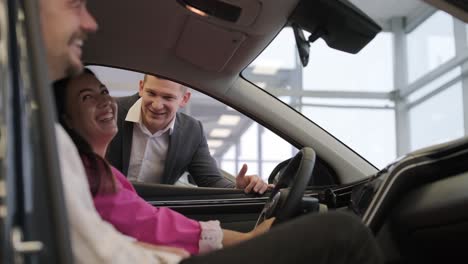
{"left": 182, "top": 212, "right": 383, "bottom": 264}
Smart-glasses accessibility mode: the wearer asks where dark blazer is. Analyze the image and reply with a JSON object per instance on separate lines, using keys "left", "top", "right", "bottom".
{"left": 106, "top": 93, "right": 235, "bottom": 188}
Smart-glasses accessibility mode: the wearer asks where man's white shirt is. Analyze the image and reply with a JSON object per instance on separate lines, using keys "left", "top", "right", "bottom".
{"left": 126, "top": 98, "right": 175, "bottom": 183}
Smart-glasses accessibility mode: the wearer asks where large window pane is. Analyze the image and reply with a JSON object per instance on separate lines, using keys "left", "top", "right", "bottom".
{"left": 262, "top": 162, "right": 281, "bottom": 181}
{"left": 466, "top": 23, "right": 468, "bottom": 46}
{"left": 261, "top": 129, "right": 294, "bottom": 161}
{"left": 239, "top": 124, "right": 258, "bottom": 160}
{"left": 220, "top": 161, "right": 236, "bottom": 175}
{"left": 302, "top": 98, "right": 394, "bottom": 108}
{"left": 222, "top": 145, "right": 235, "bottom": 159}
{"left": 303, "top": 33, "right": 394, "bottom": 92}
{"left": 248, "top": 28, "right": 296, "bottom": 73}
{"left": 302, "top": 106, "right": 396, "bottom": 168}
{"left": 89, "top": 66, "right": 142, "bottom": 97}
{"left": 407, "top": 11, "right": 455, "bottom": 83}
{"left": 409, "top": 83, "right": 464, "bottom": 151}
{"left": 408, "top": 67, "right": 461, "bottom": 103}
{"left": 237, "top": 161, "right": 259, "bottom": 176}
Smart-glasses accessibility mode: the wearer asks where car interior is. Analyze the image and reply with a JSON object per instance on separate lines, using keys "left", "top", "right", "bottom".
{"left": 79, "top": 0, "right": 468, "bottom": 262}
{"left": 2, "top": 0, "right": 468, "bottom": 263}
{"left": 84, "top": 0, "right": 380, "bottom": 230}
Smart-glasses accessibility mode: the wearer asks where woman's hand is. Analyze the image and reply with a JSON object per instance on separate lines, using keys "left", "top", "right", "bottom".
{"left": 222, "top": 217, "right": 275, "bottom": 248}
{"left": 249, "top": 217, "right": 275, "bottom": 238}
{"left": 135, "top": 241, "right": 190, "bottom": 258}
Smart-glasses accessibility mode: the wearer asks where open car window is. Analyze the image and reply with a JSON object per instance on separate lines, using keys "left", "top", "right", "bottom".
{"left": 88, "top": 66, "right": 300, "bottom": 186}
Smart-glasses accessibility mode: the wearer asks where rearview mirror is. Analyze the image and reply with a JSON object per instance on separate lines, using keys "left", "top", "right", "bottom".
{"left": 289, "top": 0, "right": 381, "bottom": 54}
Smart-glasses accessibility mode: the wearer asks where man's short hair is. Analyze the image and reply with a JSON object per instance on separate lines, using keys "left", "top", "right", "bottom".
{"left": 143, "top": 74, "right": 188, "bottom": 93}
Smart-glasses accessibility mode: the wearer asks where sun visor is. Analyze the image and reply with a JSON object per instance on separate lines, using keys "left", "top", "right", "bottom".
{"left": 289, "top": 0, "right": 381, "bottom": 54}
{"left": 175, "top": 17, "right": 246, "bottom": 72}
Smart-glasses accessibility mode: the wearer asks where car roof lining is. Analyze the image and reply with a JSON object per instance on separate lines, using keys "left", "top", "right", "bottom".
{"left": 84, "top": 0, "right": 299, "bottom": 91}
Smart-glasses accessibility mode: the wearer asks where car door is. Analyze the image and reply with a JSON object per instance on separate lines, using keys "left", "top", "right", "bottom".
{"left": 0, "top": 1, "right": 72, "bottom": 263}
{"left": 131, "top": 161, "right": 344, "bottom": 233}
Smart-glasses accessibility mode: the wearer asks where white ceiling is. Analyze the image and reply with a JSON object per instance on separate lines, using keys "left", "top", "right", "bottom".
{"left": 350, "top": 0, "right": 431, "bottom": 22}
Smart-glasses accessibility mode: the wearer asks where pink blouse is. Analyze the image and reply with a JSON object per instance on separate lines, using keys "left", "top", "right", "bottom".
{"left": 93, "top": 167, "right": 206, "bottom": 254}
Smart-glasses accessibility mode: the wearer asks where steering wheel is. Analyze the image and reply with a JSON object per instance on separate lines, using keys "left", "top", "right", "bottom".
{"left": 256, "top": 147, "right": 316, "bottom": 226}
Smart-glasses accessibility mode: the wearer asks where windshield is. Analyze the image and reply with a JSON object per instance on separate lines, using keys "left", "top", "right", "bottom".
{"left": 243, "top": 11, "right": 467, "bottom": 169}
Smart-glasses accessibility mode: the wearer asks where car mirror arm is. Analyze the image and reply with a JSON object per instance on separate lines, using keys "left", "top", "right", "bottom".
{"left": 292, "top": 23, "right": 311, "bottom": 67}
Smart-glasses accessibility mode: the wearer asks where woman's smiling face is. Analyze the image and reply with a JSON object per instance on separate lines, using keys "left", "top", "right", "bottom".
{"left": 64, "top": 72, "right": 118, "bottom": 149}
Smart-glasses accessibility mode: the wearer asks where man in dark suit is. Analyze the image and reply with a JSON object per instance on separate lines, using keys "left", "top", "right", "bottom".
{"left": 107, "top": 74, "right": 271, "bottom": 193}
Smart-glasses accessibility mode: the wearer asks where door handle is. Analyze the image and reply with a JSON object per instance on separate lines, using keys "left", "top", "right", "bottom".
{"left": 12, "top": 227, "right": 44, "bottom": 255}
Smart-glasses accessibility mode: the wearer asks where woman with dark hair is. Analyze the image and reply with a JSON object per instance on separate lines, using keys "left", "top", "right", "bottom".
{"left": 53, "top": 69, "right": 383, "bottom": 264}
{"left": 54, "top": 68, "right": 117, "bottom": 197}
{"left": 53, "top": 68, "right": 273, "bottom": 256}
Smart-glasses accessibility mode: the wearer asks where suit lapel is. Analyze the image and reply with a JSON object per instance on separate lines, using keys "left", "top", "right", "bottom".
{"left": 163, "top": 114, "right": 181, "bottom": 184}
{"left": 121, "top": 94, "right": 139, "bottom": 175}
{"left": 121, "top": 120, "right": 133, "bottom": 175}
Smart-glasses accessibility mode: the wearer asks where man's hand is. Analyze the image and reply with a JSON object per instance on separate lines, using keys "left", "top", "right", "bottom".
{"left": 236, "top": 164, "right": 274, "bottom": 194}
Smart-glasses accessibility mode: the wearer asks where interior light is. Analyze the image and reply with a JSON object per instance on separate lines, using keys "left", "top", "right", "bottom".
{"left": 210, "top": 128, "right": 231, "bottom": 138}
{"left": 252, "top": 64, "right": 280, "bottom": 75}
{"left": 218, "top": 115, "right": 241, "bottom": 126}
{"left": 207, "top": 140, "right": 223, "bottom": 148}
{"left": 185, "top": 5, "right": 208, "bottom": 17}
{"left": 177, "top": 0, "right": 241, "bottom": 22}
